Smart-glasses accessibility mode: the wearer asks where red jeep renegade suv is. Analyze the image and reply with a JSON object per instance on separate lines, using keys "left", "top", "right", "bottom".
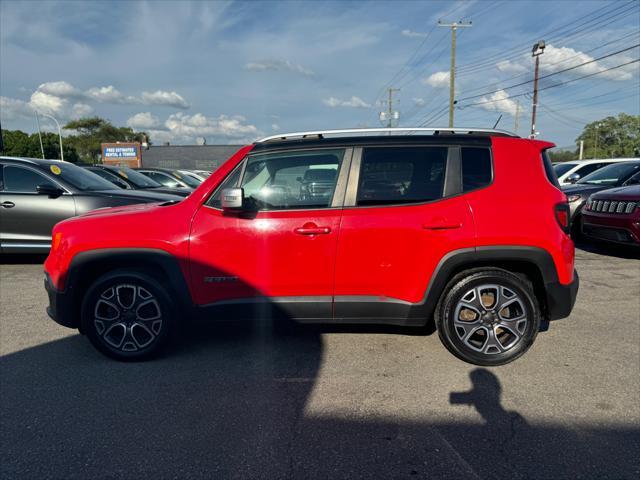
{"left": 44, "top": 128, "right": 578, "bottom": 366}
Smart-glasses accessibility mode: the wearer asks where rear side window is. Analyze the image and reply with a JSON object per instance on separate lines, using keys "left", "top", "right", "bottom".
{"left": 541, "top": 150, "right": 560, "bottom": 187}
{"left": 461, "top": 147, "right": 492, "bottom": 191}
{"left": 357, "top": 147, "right": 447, "bottom": 206}
{"left": 3, "top": 166, "right": 55, "bottom": 193}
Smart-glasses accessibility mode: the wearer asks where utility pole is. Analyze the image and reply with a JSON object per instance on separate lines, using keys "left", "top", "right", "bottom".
{"left": 514, "top": 100, "right": 521, "bottom": 134}
{"left": 379, "top": 88, "right": 400, "bottom": 128}
{"left": 579, "top": 140, "right": 584, "bottom": 160}
{"left": 530, "top": 40, "right": 546, "bottom": 138}
{"left": 35, "top": 110, "right": 45, "bottom": 159}
{"left": 438, "top": 20, "right": 472, "bottom": 128}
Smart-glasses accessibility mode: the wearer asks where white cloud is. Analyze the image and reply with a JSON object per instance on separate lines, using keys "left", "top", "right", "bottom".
{"left": 71, "top": 103, "right": 93, "bottom": 118}
{"left": 30, "top": 90, "right": 67, "bottom": 116}
{"left": 401, "top": 29, "right": 428, "bottom": 38}
{"left": 163, "top": 112, "right": 260, "bottom": 141}
{"left": 245, "top": 59, "right": 315, "bottom": 77}
{"left": 413, "top": 97, "right": 426, "bottom": 106}
{"left": 37, "top": 81, "right": 83, "bottom": 98}
{"left": 495, "top": 44, "right": 636, "bottom": 81}
{"left": 271, "top": 123, "right": 280, "bottom": 131}
{"left": 85, "top": 85, "right": 131, "bottom": 103}
{"left": 323, "top": 96, "right": 371, "bottom": 108}
{"left": 140, "top": 90, "right": 190, "bottom": 109}
{"left": 0, "top": 96, "right": 33, "bottom": 121}
{"left": 478, "top": 89, "right": 519, "bottom": 116}
{"left": 496, "top": 60, "right": 527, "bottom": 74}
{"left": 423, "top": 71, "right": 450, "bottom": 88}
{"left": 127, "top": 112, "right": 161, "bottom": 129}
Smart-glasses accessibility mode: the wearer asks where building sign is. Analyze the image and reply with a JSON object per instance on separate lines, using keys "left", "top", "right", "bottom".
{"left": 101, "top": 142, "right": 141, "bottom": 168}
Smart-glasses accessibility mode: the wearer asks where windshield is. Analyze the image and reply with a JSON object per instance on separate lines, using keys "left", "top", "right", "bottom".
{"left": 172, "top": 170, "right": 201, "bottom": 188}
{"left": 577, "top": 162, "right": 640, "bottom": 186}
{"left": 39, "top": 162, "right": 120, "bottom": 191}
{"left": 553, "top": 163, "right": 577, "bottom": 177}
{"left": 110, "top": 167, "right": 162, "bottom": 188}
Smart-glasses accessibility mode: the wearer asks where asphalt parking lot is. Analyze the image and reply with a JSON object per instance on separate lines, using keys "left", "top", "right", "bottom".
{"left": 1, "top": 245, "right": 639, "bottom": 479}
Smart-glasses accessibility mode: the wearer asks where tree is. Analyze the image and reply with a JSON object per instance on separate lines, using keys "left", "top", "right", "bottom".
{"left": 64, "top": 117, "right": 148, "bottom": 163}
{"left": 1, "top": 129, "right": 79, "bottom": 162}
{"left": 547, "top": 149, "right": 578, "bottom": 163}
{"left": 576, "top": 113, "right": 640, "bottom": 159}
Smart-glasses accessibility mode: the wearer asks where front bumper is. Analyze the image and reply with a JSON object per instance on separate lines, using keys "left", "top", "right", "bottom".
{"left": 44, "top": 272, "right": 77, "bottom": 329}
{"left": 581, "top": 212, "right": 640, "bottom": 246}
{"left": 545, "top": 270, "right": 579, "bottom": 321}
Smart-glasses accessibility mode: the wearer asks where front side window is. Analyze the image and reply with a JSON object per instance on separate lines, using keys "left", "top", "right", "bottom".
{"left": 207, "top": 163, "right": 243, "bottom": 208}
{"left": 462, "top": 147, "right": 492, "bottom": 191}
{"left": 3, "top": 166, "right": 56, "bottom": 193}
{"left": 356, "top": 147, "right": 447, "bottom": 206}
{"left": 575, "top": 163, "right": 605, "bottom": 178}
{"left": 239, "top": 149, "right": 344, "bottom": 210}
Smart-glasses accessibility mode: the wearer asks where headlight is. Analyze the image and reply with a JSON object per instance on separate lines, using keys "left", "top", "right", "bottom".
{"left": 567, "top": 194, "right": 581, "bottom": 203}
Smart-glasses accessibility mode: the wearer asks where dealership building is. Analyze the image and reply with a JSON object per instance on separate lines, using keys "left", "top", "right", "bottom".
{"left": 101, "top": 142, "right": 243, "bottom": 172}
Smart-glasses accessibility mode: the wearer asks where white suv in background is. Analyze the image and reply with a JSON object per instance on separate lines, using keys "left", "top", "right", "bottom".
{"left": 554, "top": 158, "right": 639, "bottom": 185}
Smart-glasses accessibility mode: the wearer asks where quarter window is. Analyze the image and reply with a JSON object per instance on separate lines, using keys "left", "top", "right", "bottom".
{"left": 237, "top": 149, "right": 344, "bottom": 210}
{"left": 3, "top": 166, "right": 55, "bottom": 193}
{"left": 356, "top": 147, "right": 447, "bottom": 206}
{"left": 461, "top": 147, "right": 492, "bottom": 191}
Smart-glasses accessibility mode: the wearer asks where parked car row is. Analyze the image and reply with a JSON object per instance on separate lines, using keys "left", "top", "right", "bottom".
{"left": 553, "top": 158, "right": 638, "bottom": 185}
{"left": 561, "top": 160, "right": 640, "bottom": 247}
{"left": 0, "top": 157, "right": 187, "bottom": 253}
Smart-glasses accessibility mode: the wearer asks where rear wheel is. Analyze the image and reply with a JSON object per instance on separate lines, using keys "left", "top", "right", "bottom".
{"left": 435, "top": 269, "right": 541, "bottom": 366}
{"left": 81, "top": 270, "right": 176, "bottom": 361}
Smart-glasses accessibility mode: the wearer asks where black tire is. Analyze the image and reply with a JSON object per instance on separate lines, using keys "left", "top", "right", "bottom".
{"left": 81, "top": 269, "right": 177, "bottom": 361}
{"left": 435, "top": 268, "right": 541, "bottom": 366}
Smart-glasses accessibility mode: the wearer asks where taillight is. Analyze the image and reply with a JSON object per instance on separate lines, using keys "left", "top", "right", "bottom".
{"left": 555, "top": 203, "right": 571, "bottom": 234}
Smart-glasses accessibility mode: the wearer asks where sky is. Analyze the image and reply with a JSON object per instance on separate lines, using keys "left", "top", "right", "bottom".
{"left": 1, "top": 0, "right": 638, "bottom": 148}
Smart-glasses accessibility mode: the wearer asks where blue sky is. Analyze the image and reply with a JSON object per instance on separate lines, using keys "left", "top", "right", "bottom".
{"left": 1, "top": 0, "right": 638, "bottom": 148}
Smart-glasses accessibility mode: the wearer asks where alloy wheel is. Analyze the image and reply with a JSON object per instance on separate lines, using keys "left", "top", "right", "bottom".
{"left": 453, "top": 284, "right": 528, "bottom": 355}
{"left": 93, "top": 284, "right": 163, "bottom": 352}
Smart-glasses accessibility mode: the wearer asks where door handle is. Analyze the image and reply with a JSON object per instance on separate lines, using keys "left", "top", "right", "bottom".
{"left": 1, "top": 201, "right": 15, "bottom": 209}
{"left": 294, "top": 223, "right": 331, "bottom": 235}
{"left": 422, "top": 219, "right": 462, "bottom": 230}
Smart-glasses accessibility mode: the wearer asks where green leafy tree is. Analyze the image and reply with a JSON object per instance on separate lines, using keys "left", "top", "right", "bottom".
{"left": 576, "top": 113, "right": 640, "bottom": 159}
{"left": 1, "top": 129, "right": 79, "bottom": 162}
{"left": 548, "top": 149, "right": 578, "bottom": 163}
{"left": 64, "top": 117, "right": 148, "bottom": 163}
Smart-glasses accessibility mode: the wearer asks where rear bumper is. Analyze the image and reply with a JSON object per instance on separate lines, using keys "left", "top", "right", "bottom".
{"left": 545, "top": 269, "right": 579, "bottom": 321}
{"left": 44, "top": 272, "right": 77, "bottom": 329}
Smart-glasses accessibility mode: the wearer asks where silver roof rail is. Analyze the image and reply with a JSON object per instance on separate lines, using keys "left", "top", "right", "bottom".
{"left": 257, "top": 127, "right": 519, "bottom": 143}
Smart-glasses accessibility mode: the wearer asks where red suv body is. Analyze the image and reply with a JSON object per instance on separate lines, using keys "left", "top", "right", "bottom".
{"left": 44, "top": 129, "right": 578, "bottom": 365}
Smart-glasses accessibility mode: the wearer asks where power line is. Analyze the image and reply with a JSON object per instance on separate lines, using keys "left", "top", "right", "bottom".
{"left": 456, "top": 43, "right": 640, "bottom": 103}
{"left": 459, "top": 58, "right": 640, "bottom": 109}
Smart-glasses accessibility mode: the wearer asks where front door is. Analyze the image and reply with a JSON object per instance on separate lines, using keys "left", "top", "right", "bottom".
{"left": 189, "top": 147, "right": 351, "bottom": 320}
{"left": 333, "top": 145, "right": 475, "bottom": 320}
{"left": 0, "top": 164, "right": 76, "bottom": 252}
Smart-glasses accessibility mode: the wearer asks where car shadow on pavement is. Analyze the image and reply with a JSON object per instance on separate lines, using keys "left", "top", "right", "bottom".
{"left": 1, "top": 321, "right": 638, "bottom": 480}
{"left": 574, "top": 239, "right": 640, "bottom": 259}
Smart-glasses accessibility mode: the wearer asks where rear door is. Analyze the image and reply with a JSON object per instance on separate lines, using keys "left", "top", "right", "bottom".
{"left": 333, "top": 145, "right": 476, "bottom": 321}
{"left": 0, "top": 164, "right": 76, "bottom": 252}
{"left": 189, "top": 147, "right": 351, "bottom": 319}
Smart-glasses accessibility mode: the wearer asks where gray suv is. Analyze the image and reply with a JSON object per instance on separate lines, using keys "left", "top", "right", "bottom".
{"left": 0, "top": 157, "right": 182, "bottom": 253}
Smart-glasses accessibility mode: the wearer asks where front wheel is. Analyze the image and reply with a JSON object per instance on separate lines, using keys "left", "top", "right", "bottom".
{"left": 81, "top": 270, "right": 176, "bottom": 361}
{"left": 435, "top": 269, "right": 541, "bottom": 366}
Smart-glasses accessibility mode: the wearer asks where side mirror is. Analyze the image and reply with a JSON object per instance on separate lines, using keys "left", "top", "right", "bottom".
{"left": 36, "top": 184, "right": 64, "bottom": 197}
{"left": 221, "top": 188, "right": 244, "bottom": 209}
{"left": 566, "top": 173, "right": 581, "bottom": 184}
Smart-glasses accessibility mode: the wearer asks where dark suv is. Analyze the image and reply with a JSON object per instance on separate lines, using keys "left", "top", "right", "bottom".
{"left": 44, "top": 128, "right": 578, "bottom": 366}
